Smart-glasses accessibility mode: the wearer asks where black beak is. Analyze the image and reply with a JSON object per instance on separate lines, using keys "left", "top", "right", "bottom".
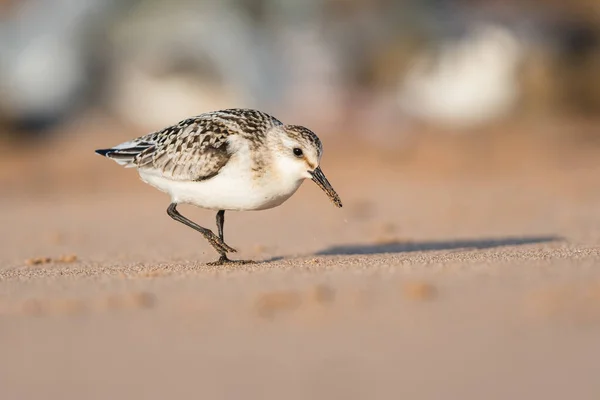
{"left": 309, "top": 167, "right": 342, "bottom": 208}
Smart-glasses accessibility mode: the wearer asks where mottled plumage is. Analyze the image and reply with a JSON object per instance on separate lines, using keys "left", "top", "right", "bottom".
{"left": 96, "top": 108, "right": 341, "bottom": 265}
{"left": 99, "top": 109, "right": 284, "bottom": 181}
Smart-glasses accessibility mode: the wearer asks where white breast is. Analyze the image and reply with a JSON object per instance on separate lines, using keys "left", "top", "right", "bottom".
{"left": 138, "top": 137, "right": 305, "bottom": 211}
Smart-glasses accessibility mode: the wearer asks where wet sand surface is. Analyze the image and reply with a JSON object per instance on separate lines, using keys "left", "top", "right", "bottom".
{"left": 1, "top": 127, "right": 600, "bottom": 399}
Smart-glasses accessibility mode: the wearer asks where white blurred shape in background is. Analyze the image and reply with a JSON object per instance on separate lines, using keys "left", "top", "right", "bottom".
{"left": 398, "top": 24, "right": 524, "bottom": 129}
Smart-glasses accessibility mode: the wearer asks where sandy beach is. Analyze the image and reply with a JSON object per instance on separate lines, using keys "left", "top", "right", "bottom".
{"left": 1, "top": 124, "right": 600, "bottom": 399}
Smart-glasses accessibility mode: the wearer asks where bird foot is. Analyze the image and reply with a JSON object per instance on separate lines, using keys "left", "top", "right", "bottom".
{"left": 207, "top": 255, "right": 255, "bottom": 266}
{"left": 205, "top": 233, "right": 237, "bottom": 254}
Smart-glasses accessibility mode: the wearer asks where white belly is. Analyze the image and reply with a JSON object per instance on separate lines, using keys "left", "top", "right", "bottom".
{"left": 138, "top": 164, "right": 304, "bottom": 211}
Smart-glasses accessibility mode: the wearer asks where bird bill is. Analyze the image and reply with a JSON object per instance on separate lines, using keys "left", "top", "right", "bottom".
{"left": 310, "top": 167, "right": 342, "bottom": 208}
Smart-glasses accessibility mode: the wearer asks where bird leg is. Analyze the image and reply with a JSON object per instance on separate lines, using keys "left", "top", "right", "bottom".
{"left": 207, "top": 210, "right": 255, "bottom": 266}
{"left": 167, "top": 203, "right": 237, "bottom": 256}
{"left": 216, "top": 209, "right": 225, "bottom": 240}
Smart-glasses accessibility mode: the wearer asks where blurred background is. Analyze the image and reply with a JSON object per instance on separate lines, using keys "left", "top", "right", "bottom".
{"left": 3, "top": 5, "right": 600, "bottom": 397}
{"left": 1, "top": 0, "right": 600, "bottom": 195}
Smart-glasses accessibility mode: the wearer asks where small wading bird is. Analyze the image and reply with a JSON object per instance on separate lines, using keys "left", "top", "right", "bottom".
{"left": 96, "top": 108, "right": 342, "bottom": 265}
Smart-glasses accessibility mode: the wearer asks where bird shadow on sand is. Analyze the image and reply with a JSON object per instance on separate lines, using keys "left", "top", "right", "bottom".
{"left": 314, "top": 235, "right": 562, "bottom": 256}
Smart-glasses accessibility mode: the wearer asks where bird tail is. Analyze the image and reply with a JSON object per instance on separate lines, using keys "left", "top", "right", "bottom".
{"left": 95, "top": 140, "right": 153, "bottom": 167}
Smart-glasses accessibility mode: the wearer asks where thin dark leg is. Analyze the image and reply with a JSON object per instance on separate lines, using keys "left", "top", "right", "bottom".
{"left": 216, "top": 210, "right": 225, "bottom": 240}
{"left": 208, "top": 209, "right": 255, "bottom": 266}
{"left": 167, "top": 203, "right": 236, "bottom": 256}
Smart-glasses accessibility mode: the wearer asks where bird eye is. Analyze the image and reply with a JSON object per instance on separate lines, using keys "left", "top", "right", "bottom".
{"left": 293, "top": 148, "right": 303, "bottom": 157}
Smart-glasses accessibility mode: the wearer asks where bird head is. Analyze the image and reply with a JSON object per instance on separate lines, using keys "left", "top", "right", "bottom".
{"left": 270, "top": 124, "right": 342, "bottom": 208}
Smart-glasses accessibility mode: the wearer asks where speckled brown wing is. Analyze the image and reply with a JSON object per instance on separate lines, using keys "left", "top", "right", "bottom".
{"left": 96, "top": 109, "right": 283, "bottom": 181}
{"left": 132, "top": 117, "right": 234, "bottom": 181}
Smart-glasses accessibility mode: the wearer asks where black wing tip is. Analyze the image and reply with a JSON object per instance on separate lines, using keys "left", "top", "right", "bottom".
{"left": 95, "top": 148, "right": 112, "bottom": 157}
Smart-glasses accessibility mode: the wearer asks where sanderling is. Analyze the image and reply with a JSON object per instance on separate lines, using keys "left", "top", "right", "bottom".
{"left": 96, "top": 108, "right": 342, "bottom": 265}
